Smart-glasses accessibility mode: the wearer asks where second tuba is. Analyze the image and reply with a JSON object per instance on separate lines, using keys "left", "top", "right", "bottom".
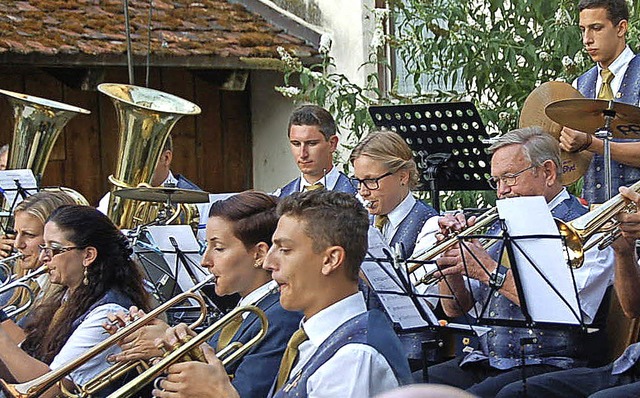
{"left": 98, "top": 84, "right": 202, "bottom": 229}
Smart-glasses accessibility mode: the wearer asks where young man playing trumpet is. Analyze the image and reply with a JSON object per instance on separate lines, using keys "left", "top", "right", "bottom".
{"left": 153, "top": 190, "right": 412, "bottom": 398}
{"left": 426, "top": 127, "right": 615, "bottom": 397}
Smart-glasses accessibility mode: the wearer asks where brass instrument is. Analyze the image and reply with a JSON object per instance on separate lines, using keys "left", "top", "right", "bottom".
{"left": 109, "top": 305, "right": 270, "bottom": 398}
{"left": 0, "top": 264, "right": 47, "bottom": 319}
{"left": 0, "top": 89, "right": 90, "bottom": 206}
{"left": 0, "top": 275, "right": 214, "bottom": 398}
{"left": 97, "top": 84, "right": 201, "bottom": 229}
{"left": 0, "top": 252, "right": 24, "bottom": 286}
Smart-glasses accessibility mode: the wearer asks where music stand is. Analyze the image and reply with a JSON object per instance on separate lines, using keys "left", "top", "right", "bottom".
{"left": 0, "top": 169, "right": 38, "bottom": 234}
{"left": 369, "top": 103, "right": 492, "bottom": 212}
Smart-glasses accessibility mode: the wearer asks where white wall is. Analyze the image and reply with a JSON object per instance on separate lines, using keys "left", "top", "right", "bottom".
{"left": 250, "top": 70, "right": 298, "bottom": 192}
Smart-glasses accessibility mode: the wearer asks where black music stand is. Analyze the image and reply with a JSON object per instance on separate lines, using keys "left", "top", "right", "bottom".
{"left": 369, "top": 103, "right": 492, "bottom": 212}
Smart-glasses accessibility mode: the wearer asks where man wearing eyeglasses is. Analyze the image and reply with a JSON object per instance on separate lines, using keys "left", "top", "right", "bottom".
{"left": 424, "top": 126, "right": 615, "bottom": 397}
{"left": 275, "top": 105, "right": 356, "bottom": 197}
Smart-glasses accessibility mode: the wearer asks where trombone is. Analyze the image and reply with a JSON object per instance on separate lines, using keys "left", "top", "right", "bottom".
{"left": 108, "top": 305, "right": 269, "bottom": 398}
{"left": 409, "top": 180, "right": 640, "bottom": 288}
{"left": 0, "top": 264, "right": 47, "bottom": 319}
{"left": 0, "top": 275, "right": 215, "bottom": 398}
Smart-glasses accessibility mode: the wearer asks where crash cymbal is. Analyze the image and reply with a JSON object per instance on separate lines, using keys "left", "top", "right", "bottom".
{"left": 519, "top": 82, "right": 592, "bottom": 185}
{"left": 545, "top": 98, "right": 640, "bottom": 140}
{"left": 113, "top": 187, "right": 209, "bottom": 204}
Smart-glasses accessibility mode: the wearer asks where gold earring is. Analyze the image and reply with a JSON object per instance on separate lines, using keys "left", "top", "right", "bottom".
{"left": 254, "top": 261, "right": 262, "bottom": 268}
{"left": 83, "top": 267, "right": 89, "bottom": 286}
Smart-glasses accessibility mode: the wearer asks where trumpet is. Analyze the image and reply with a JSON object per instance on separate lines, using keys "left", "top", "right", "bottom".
{"left": 0, "top": 264, "right": 47, "bottom": 319}
{"left": 0, "top": 275, "right": 214, "bottom": 398}
{"left": 108, "top": 305, "right": 269, "bottom": 398}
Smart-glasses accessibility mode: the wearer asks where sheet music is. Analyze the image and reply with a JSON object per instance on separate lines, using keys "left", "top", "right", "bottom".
{"left": 496, "top": 196, "right": 581, "bottom": 325}
{"left": 360, "top": 227, "right": 439, "bottom": 329}
{"left": 195, "top": 193, "right": 237, "bottom": 243}
{"left": 0, "top": 169, "right": 38, "bottom": 207}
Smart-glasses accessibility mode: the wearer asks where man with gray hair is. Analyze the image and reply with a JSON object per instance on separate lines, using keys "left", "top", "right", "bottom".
{"left": 0, "top": 144, "right": 9, "bottom": 171}
{"left": 424, "top": 126, "right": 614, "bottom": 396}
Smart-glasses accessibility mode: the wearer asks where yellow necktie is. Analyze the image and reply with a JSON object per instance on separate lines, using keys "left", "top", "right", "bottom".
{"left": 374, "top": 214, "right": 389, "bottom": 231}
{"left": 304, "top": 182, "right": 324, "bottom": 191}
{"left": 216, "top": 315, "right": 243, "bottom": 351}
{"left": 275, "top": 327, "right": 309, "bottom": 390}
{"left": 598, "top": 68, "right": 614, "bottom": 100}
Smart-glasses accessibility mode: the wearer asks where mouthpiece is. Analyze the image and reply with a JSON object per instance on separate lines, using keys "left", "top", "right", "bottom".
{"left": 363, "top": 200, "right": 373, "bottom": 209}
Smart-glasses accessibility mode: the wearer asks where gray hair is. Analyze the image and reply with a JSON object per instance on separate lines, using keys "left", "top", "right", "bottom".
{"left": 488, "top": 126, "right": 561, "bottom": 171}
{"left": 0, "top": 144, "right": 8, "bottom": 156}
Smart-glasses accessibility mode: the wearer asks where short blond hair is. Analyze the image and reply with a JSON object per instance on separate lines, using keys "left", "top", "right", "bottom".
{"left": 349, "top": 130, "right": 420, "bottom": 189}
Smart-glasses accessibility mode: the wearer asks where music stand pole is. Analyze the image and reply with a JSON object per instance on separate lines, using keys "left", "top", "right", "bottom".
{"left": 594, "top": 101, "right": 616, "bottom": 200}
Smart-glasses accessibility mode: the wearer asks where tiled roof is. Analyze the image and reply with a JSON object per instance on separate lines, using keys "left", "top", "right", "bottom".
{"left": 0, "top": 0, "right": 318, "bottom": 66}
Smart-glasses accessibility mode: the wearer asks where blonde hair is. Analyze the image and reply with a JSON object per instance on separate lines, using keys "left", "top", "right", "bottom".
{"left": 349, "top": 130, "right": 420, "bottom": 189}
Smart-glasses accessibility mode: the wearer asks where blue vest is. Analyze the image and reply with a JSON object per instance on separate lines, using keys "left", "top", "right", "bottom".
{"left": 71, "top": 289, "right": 134, "bottom": 333}
{"left": 386, "top": 199, "right": 437, "bottom": 258}
{"left": 461, "top": 194, "right": 593, "bottom": 370}
{"left": 278, "top": 172, "right": 356, "bottom": 198}
{"left": 612, "top": 341, "right": 640, "bottom": 375}
{"left": 269, "top": 310, "right": 412, "bottom": 398}
{"left": 174, "top": 174, "right": 201, "bottom": 191}
{"left": 576, "top": 55, "right": 640, "bottom": 204}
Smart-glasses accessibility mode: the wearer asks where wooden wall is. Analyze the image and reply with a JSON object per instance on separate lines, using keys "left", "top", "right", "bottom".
{"left": 0, "top": 66, "right": 253, "bottom": 206}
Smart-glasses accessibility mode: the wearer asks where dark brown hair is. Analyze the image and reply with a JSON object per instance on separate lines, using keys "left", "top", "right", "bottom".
{"left": 208, "top": 191, "right": 279, "bottom": 249}
{"left": 277, "top": 190, "right": 368, "bottom": 281}
{"left": 287, "top": 104, "right": 337, "bottom": 140}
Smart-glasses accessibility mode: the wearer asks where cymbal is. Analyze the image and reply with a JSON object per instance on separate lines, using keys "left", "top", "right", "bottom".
{"left": 545, "top": 98, "right": 640, "bottom": 139}
{"left": 519, "top": 82, "right": 592, "bottom": 185}
{"left": 113, "top": 187, "right": 209, "bottom": 204}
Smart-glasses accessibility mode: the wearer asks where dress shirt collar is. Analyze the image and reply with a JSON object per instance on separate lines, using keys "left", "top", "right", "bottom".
{"left": 598, "top": 45, "right": 634, "bottom": 77}
{"left": 162, "top": 171, "right": 178, "bottom": 187}
{"left": 299, "top": 165, "right": 339, "bottom": 191}
{"left": 238, "top": 281, "right": 275, "bottom": 307}
{"left": 385, "top": 192, "right": 416, "bottom": 230}
{"left": 301, "top": 291, "right": 367, "bottom": 347}
{"left": 547, "top": 187, "right": 570, "bottom": 211}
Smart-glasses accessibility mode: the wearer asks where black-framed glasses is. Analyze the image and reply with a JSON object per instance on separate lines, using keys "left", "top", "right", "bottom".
{"left": 350, "top": 171, "right": 393, "bottom": 191}
{"left": 487, "top": 165, "right": 537, "bottom": 190}
{"left": 38, "top": 244, "right": 84, "bottom": 258}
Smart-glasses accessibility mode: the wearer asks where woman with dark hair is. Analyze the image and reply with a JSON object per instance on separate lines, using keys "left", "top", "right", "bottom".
{"left": 0, "top": 205, "right": 150, "bottom": 398}
{"left": 108, "top": 191, "right": 301, "bottom": 398}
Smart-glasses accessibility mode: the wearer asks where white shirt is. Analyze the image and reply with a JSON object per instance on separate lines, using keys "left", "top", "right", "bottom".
{"left": 572, "top": 46, "right": 636, "bottom": 103}
{"left": 290, "top": 292, "right": 399, "bottom": 398}
{"left": 49, "top": 303, "right": 127, "bottom": 386}
{"left": 97, "top": 171, "right": 178, "bottom": 213}
{"left": 237, "top": 281, "right": 275, "bottom": 319}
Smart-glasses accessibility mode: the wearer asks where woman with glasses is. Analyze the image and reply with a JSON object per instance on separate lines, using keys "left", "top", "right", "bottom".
{"left": 0, "top": 205, "right": 150, "bottom": 398}
{"left": 0, "top": 191, "right": 77, "bottom": 323}
{"left": 350, "top": 130, "right": 437, "bottom": 258}
{"left": 349, "top": 130, "right": 438, "bottom": 369}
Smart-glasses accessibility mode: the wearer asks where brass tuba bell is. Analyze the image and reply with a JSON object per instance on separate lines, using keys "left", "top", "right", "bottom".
{"left": 0, "top": 89, "right": 91, "bottom": 206}
{"left": 97, "top": 84, "right": 201, "bottom": 229}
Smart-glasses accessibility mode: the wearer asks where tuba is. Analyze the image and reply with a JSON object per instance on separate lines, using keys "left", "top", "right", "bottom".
{"left": 98, "top": 84, "right": 201, "bottom": 229}
{"left": 0, "top": 89, "right": 90, "bottom": 206}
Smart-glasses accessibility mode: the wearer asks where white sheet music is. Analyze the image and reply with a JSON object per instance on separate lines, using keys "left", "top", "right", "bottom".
{"left": 360, "top": 227, "right": 439, "bottom": 329}
{"left": 0, "top": 169, "right": 38, "bottom": 208}
{"left": 496, "top": 196, "right": 582, "bottom": 325}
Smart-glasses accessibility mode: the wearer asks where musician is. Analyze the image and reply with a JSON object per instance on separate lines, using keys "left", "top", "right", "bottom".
{"left": 496, "top": 185, "right": 640, "bottom": 397}
{"left": 560, "top": 0, "right": 640, "bottom": 205}
{"left": 107, "top": 191, "right": 301, "bottom": 398}
{"left": 0, "top": 191, "right": 77, "bottom": 322}
{"left": 97, "top": 135, "right": 200, "bottom": 211}
{"left": 153, "top": 190, "right": 412, "bottom": 398}
{"left": 275, "top": 105, "right": 356, "bottom": 197}
{"left": 350, "top": 130, "right": 438, "bottom": 258}
{"left": 426, "top": 127, "right": 614, "bottom": 397}
{"left": 0, "top": 205, "right": 149, "bottom": 398}
{"left": 349, "top": 130, "right": 438, "bottom": 365}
